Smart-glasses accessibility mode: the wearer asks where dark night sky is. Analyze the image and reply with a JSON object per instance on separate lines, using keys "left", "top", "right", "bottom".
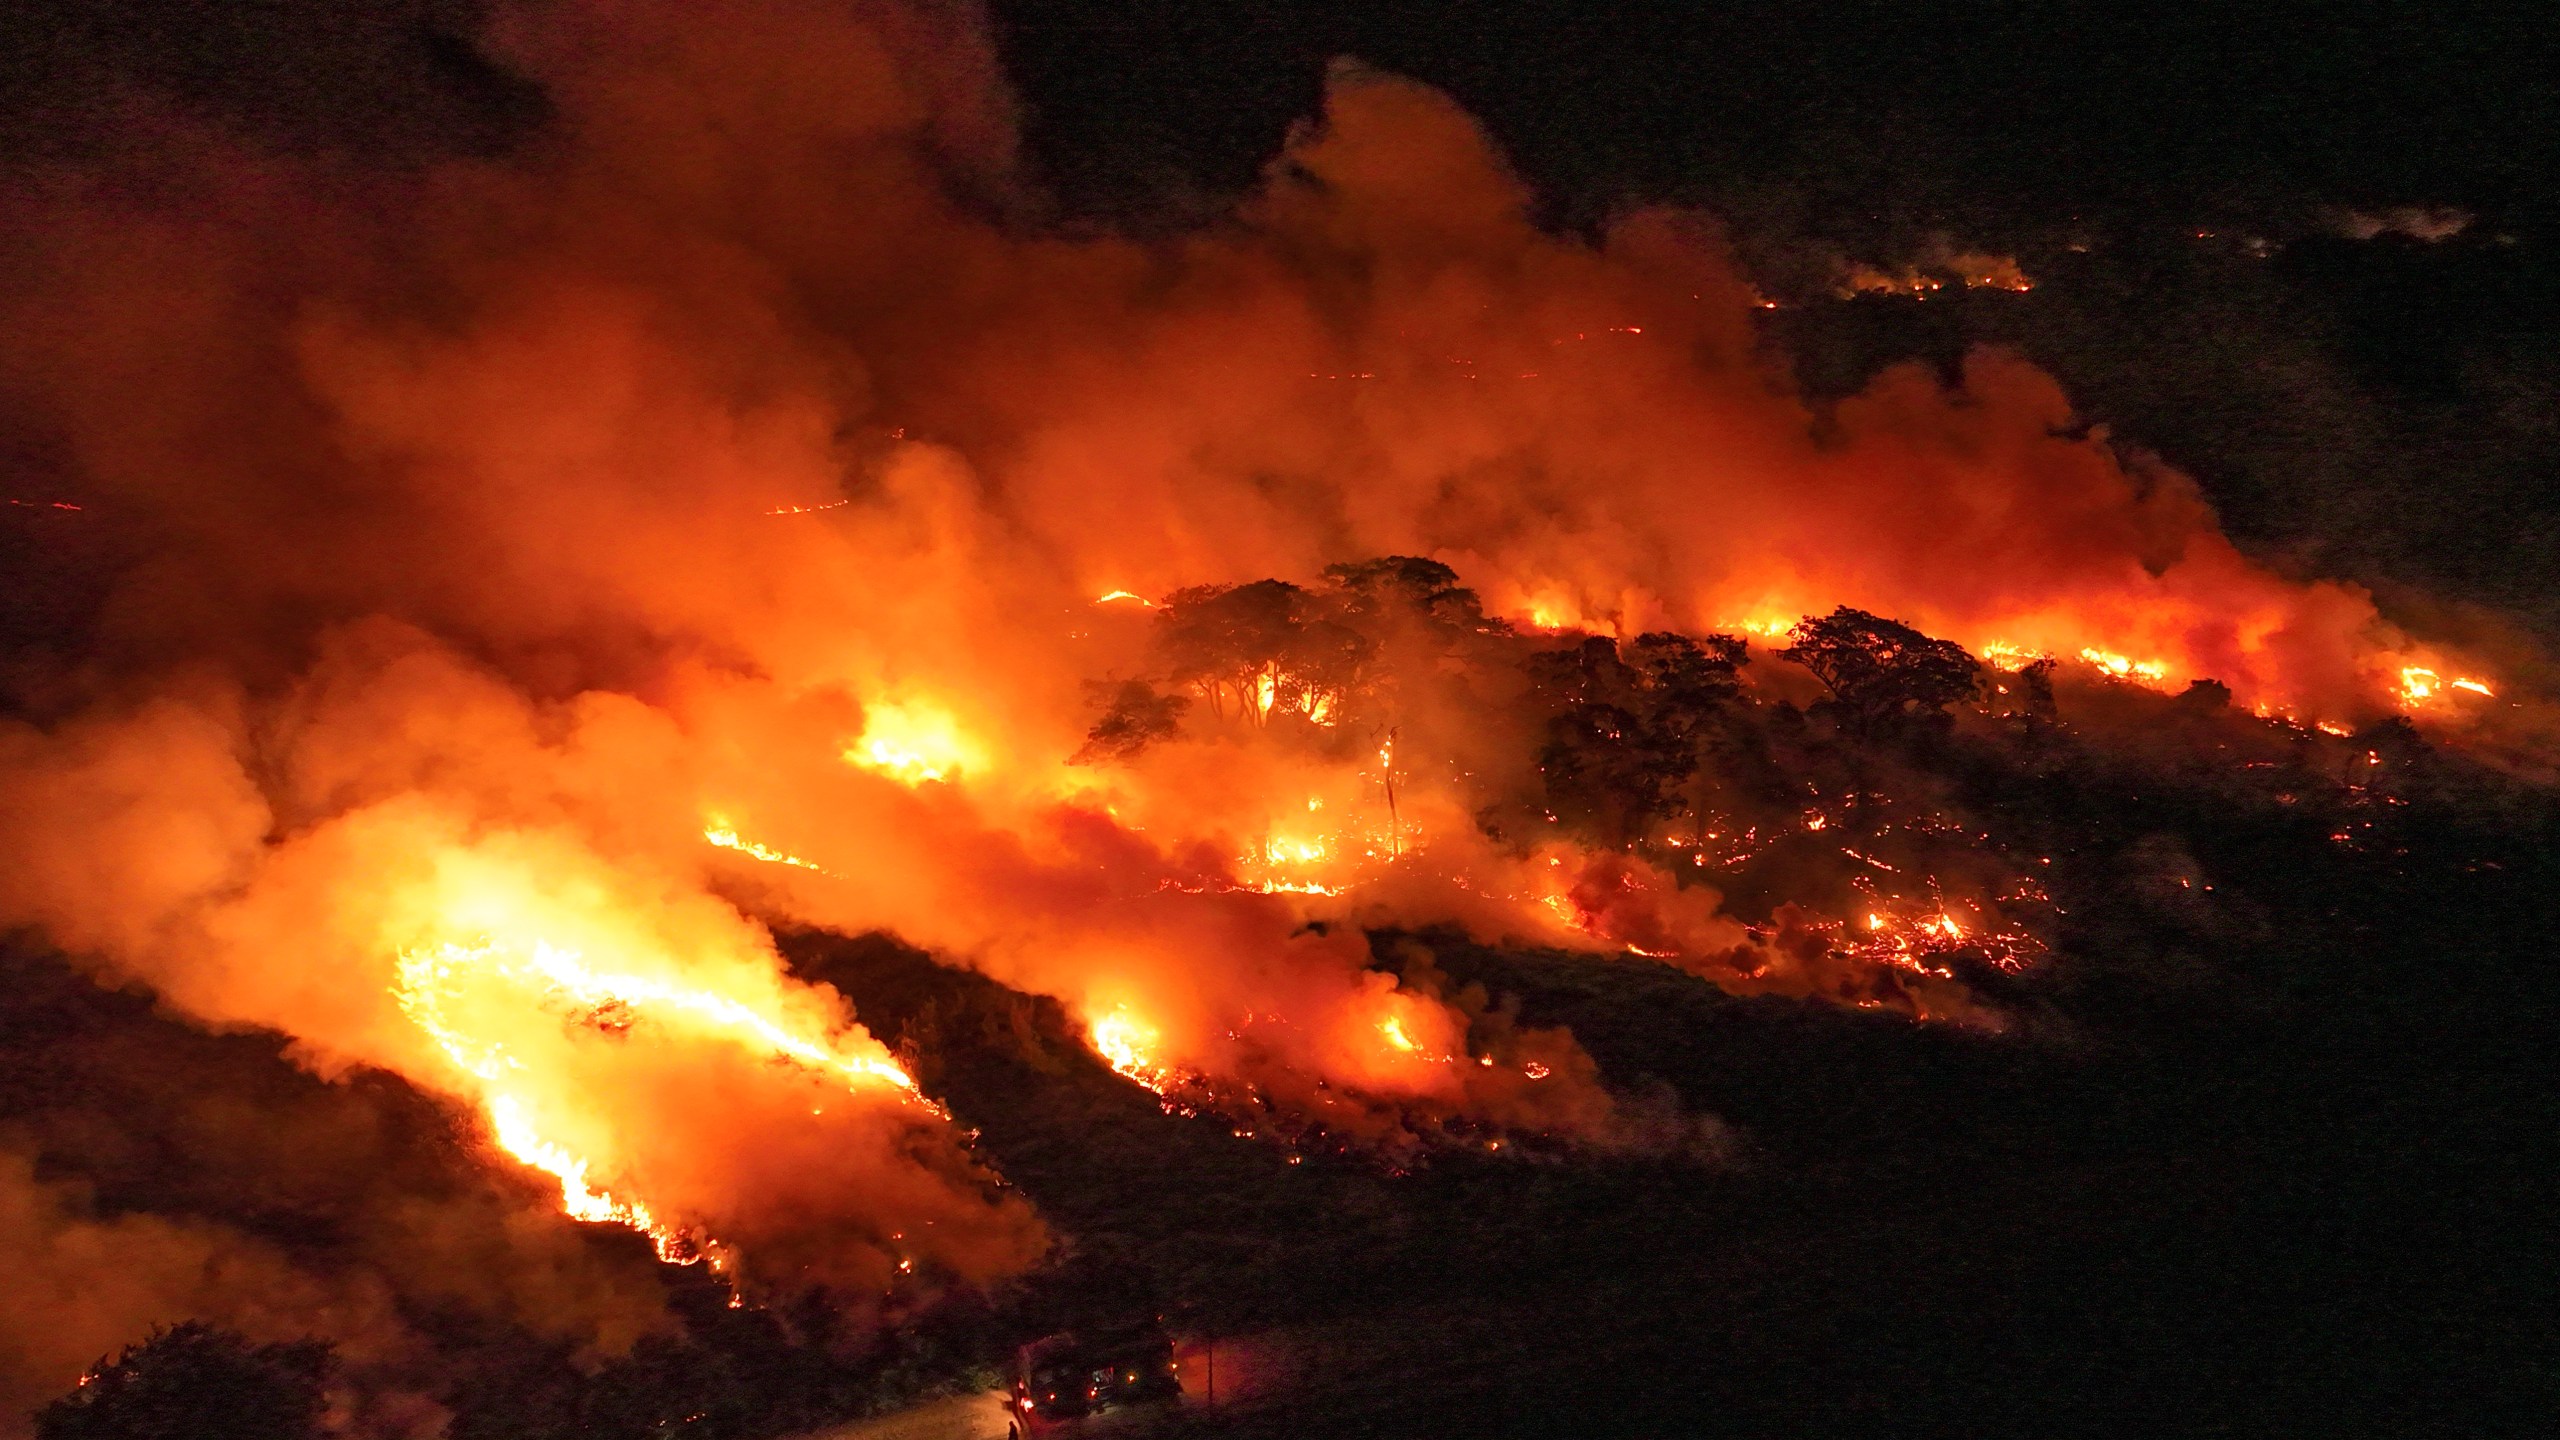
{"left": 6, "top": 1, "right": 2559, "bottom": 623}
{"left": 13, "top": 3, "right": 2559, "bottom": 218}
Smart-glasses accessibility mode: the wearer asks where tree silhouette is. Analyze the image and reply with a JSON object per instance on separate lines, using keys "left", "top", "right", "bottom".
{"left": 1624, "top": 632, "right": 1747, "bottom": 734}
{"left": 1320, "top": 556, "right": 1493, "bottom": 633}
{"left": 1525, "top": 632, "right": 1746, "bottom": 845}
{"left": 1074, "top": 680, "right": 1191, "bottom": 763}
{"left": 1154, "top": 579, "right": 1373, "bottom": 726}
{"left": 1780, "top": 608, "right": 1981, "bottom": 733}
{"left": 39, "top": 1323, "right": 332, "bottom": 1440}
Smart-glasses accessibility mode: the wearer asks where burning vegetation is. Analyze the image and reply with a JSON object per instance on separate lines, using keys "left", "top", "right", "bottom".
{"left": 0, "top": 2, "right": 2549, "bottom": 1436}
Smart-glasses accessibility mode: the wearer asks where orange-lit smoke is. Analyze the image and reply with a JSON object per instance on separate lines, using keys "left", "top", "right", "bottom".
{"left": 0, "top": 0, "right": 2536, "bottom": 1348}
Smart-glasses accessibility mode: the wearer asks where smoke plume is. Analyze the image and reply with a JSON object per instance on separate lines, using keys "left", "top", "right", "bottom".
{"left": 0, "top": 1, "right": 2533, "bottom": 1416}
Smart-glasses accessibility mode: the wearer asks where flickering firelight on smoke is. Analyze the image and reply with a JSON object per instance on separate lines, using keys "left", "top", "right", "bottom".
{"left": 0, "top": 2, "right": 2540, "bottom": 1409}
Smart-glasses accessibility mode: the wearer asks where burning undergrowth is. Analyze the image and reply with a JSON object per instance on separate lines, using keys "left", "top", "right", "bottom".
{"left": 0, "top": 0, "right": 2550, "bottom": 1433}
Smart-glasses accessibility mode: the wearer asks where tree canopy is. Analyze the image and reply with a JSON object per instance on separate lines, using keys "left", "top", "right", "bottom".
{"left": 39, "top": 1324, "right": 333, "bottom": 1440}
{"left": 1780, "top": 607, "right": 1981, "bottom": 732}
{"left": 1525, "top": 632, "right": 1746, "bottom": 845}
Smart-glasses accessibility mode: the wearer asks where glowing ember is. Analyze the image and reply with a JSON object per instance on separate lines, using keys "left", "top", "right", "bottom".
{"left": 1840, "top": 265, "right": 1946, "bottom": 299}
{"left": 1831, "top": 889, "right": 2044, "bottom": 979}
{"left": 1094, "top": 589, "right": 1155, "bottom": 606}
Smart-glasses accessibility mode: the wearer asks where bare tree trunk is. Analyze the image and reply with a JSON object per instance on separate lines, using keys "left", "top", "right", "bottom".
{"left": 1382, "top": 726, "right": 1401, "bottom": 860}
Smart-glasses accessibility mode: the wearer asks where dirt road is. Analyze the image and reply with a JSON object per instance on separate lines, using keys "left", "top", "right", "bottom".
{"left": 793, "top": 1392, "right": 1014, "bottom": 1440}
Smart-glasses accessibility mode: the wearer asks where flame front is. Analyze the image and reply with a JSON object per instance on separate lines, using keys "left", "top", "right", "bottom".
{"left": 703, "top": 822, "right": 833, "bottom": 874}
{"left": 1088, "top": 1006, "right": 1182, "bottom": 1099}
{"left": 847, "top": 701, "right": 982, "bottom": 786}
{"left": 392, "top": 928, "right": 930, "bottom": 1267}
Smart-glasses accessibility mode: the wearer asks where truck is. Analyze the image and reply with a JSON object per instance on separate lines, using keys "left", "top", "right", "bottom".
{"left": 1006, "top": 1321, "right": 1184, "bottom": 1438}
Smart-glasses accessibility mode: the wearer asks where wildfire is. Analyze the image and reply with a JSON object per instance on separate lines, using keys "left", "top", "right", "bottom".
{"left": 1258, "top": 835, "right": 1329, "bottom": 867}
{"left": 1236, "top": 832, "right": 1347, "bottom": 895}
{"left": 1840, "top": 265, "right": 1946, "bottom": 299}
{"left": 1837, "top": 244, "right": 2034, "bottom": 298}
{"left": 1834, "top": 882, "right": 2044, "bottom": 980}
{"left": 394, "top": 935, "right": 929, "bottom": 1261}
{"left": 1088, "top": 1006, "right": 1183, "bottom": 1098}
{"left": 1977, "top": 641, "right": 2051, "bottom": 671}
{"left": 1946, "top": 252, "right": 2035, "bottom": 292}
{"left": 2398, "top": 666, "right": 2494, "bottom": 706}
{"left": 2078, "top": 647, "right": 2172, "bottom": 686}
{"left": 1216, "top": 664, "right": 1342, "bottom": 728}
{"left": 485, "top": 1095, "right": 703, "bottom": 1265}
{"left": 702, "top": 822, "right": 833, "bottom": 874}
{"left": 9, "top": 34, "right": 2554, "bottom": 1354}
{"left": 846, "top": 700, "right": 980, "bottom": 785}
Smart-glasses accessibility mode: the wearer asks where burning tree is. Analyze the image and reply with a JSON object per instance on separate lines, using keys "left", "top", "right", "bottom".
{"left": 1780, "top": 608, "right": 1983, "bottom": 734}
{"left": 1154, "top": 579, "right": 1374, "bottom": 727}
{"left": 1087, "top": 558, "right": 1503, "bottom": 761}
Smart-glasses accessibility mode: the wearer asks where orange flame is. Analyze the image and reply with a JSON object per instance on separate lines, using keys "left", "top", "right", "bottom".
{"left": 845, "top": 700, "right": 980, "bottom": 786}
{"left": 1088, "top": 1006, "right": 1182, "bottom": 1098}
{"left": 395, "top": 934, "right": 928, "bottom": 1257}
{"left": 702, "top": 822, "right": 833, "bottom": 874}
{"left": 2078, "top": 648, "right": 2173, "bottom": 687}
